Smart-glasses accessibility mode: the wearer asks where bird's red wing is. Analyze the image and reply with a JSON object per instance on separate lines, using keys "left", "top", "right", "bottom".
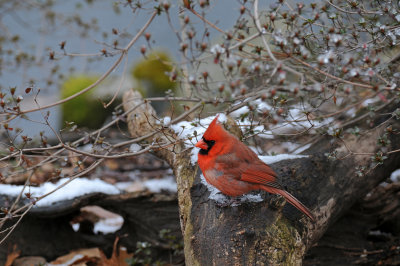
{"left": 240, "top": 163, "right": 283, "bottom": 189}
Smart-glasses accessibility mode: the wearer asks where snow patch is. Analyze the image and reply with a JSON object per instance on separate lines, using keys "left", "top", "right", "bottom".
{"left": 0, "top": 178, "right": 120, "bottom": 207}
{"left": 279, "top": 142, "right": 311, "bottom": 154}
{"left": 292, "top": 143, "right": 312, "bottom": 155}
{"left": 200, "top": 174, "right": 263, "bottom": 206}
{"left": 80, "top": 144, "right": 93, "bottom": 152}
{"left": 143, "top": 175, "right": 177, "bottom": 193}
{"left": 231, "top": 101, "right": 334, "bottom": 138}
{"left": 259, "top": 154, "right": 308, "bottom": 164}
{"left": 191, "top": 147, "right": 200, "bottom": 165}
{"left": 230, "top": 99, "right": 271, "bottom": 118}
{"left": 163, "top": 116, "right": 171, "bottom": 126}
{"left": 230, "top": 106, "right": 250, "bottom": 117}
{"left": 368, "top": 230, "right": 392, "bottom": 238}
{"left": 268, "top": 107, "right": 334, "bottom": 136}
{"left": 239, "top": 194, "right": 263, "bottom": 204}
{"left": 345, "top": 107, "right": 357, "bottom": 118}
{"left": 71, "top": 223, "right": 80, "bottom": 232}
{"left": 390, "top": 169, "right": 400, "bottom": 182}
{"left": 128, "top": 170, "right": 141, "bottom": 180}
{"left": 93, "top": 216, "right": 124, "bottom": 234}
{"left": 362, "top": 97, "right": 380, "bottom": 107}
{"left": 129, "top": 143, "right": 142, "bottom": 152}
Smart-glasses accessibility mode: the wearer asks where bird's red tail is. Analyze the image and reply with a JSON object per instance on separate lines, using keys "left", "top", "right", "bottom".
{"left": 262, "top": 186, "right": 315, "bottom": 221}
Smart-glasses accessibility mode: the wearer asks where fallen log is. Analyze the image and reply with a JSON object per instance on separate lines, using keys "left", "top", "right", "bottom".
{"left": 122, "top": 89, "right": 400, "bottom": 265}
{"left": 0, "top": 192, "right": 181, "bottom": 263}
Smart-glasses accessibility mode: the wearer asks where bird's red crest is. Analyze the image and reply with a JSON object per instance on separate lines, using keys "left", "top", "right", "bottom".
{"left": 203, "top": 115, "right": 227, "bottom": 141}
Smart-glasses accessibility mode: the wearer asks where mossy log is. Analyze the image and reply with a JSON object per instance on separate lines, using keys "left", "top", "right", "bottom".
{"left": 123, "top": 89, "right": 400, "bottom": 265}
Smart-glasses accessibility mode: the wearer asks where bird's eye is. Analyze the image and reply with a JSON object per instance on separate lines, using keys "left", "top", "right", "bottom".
{"left": 210, "top": 140, "right": 215, "bottom": 144}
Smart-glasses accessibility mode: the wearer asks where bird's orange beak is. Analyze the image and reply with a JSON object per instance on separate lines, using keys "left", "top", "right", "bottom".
{"left": 195, "top": 139, "right": 208, "bottom": 150}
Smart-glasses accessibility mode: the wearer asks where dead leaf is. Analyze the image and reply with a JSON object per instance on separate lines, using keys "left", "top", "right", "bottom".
{"left": 121, "top": 181, "right": 146, "bottom": 193}
{"left": 100, "top": 237, "right": 133, "bottom": 266}
{"left": 105, "top": 159, "right": 120, "bottom": 171}
{"left": 12, "top": 256, "right": 47, "bottom": 266}
{"left": 99, "top": 237, "right": 119, "bottom": 266}
{"left": 49, "top": 248, "right": 101, "bottom": 265}
{"left": 5, "top": 244, "right": 20, "bottom": 266}
{"left": 81, "top": 206, "right": 121, "bottom": 220}
{"left": 118, "top": 246, "right": 133, "bottom": 266}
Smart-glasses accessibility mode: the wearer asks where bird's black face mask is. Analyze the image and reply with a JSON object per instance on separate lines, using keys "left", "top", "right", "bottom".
{"left": 199, "top": 137, "right": 215, "bottom": 155}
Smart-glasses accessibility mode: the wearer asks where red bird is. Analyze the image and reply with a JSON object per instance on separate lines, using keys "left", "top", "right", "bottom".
{"left": 195, "top": 115, "right": 315, "bottom": 221}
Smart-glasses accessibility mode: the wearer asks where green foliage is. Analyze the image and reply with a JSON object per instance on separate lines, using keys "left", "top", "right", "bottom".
{"left": 393, "top": 108, "right": 400, "bottom": 119}
{"left": 132, "top": 51, "right": 175, "bottom": 94}
{"left": 159, "top": 228, "right": 184, "bottom": 256}
{"left": 60, "top": 75, "right": 108, "bottom": 129}
{"left": 377, "top": 133, "right": 391, "bottom": 147}
{"left": 126, "top": 241, "right": 154, "bottom": 266}
{"left": 131, "top": 51, "right": 176, "bottom": 113}
{"left": 371, "top": 151, "right": 387, "bottom": 165}
{"left": 126, "top": 229, "right": 183, "bottom": 266}
{"left": 325, "top": 150, "right": 338, "bottom": 161}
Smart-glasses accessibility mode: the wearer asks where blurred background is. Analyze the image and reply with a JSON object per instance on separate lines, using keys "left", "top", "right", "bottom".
{"left": 2, "top": 0, "right": 265, "bottom": 136}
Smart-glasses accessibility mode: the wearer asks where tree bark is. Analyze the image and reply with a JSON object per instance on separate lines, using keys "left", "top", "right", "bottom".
{"left": 123, "top": 89, "right": 400, "bottom": 265}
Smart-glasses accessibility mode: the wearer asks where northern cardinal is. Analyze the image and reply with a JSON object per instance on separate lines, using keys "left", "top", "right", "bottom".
{"left": 195, "top": 115, "right": 315, "bottom": 221}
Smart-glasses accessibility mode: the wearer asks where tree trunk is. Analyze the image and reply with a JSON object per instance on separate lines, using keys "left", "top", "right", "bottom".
{"left": 123, "top": 89, "right": 400, "bottom": 265}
